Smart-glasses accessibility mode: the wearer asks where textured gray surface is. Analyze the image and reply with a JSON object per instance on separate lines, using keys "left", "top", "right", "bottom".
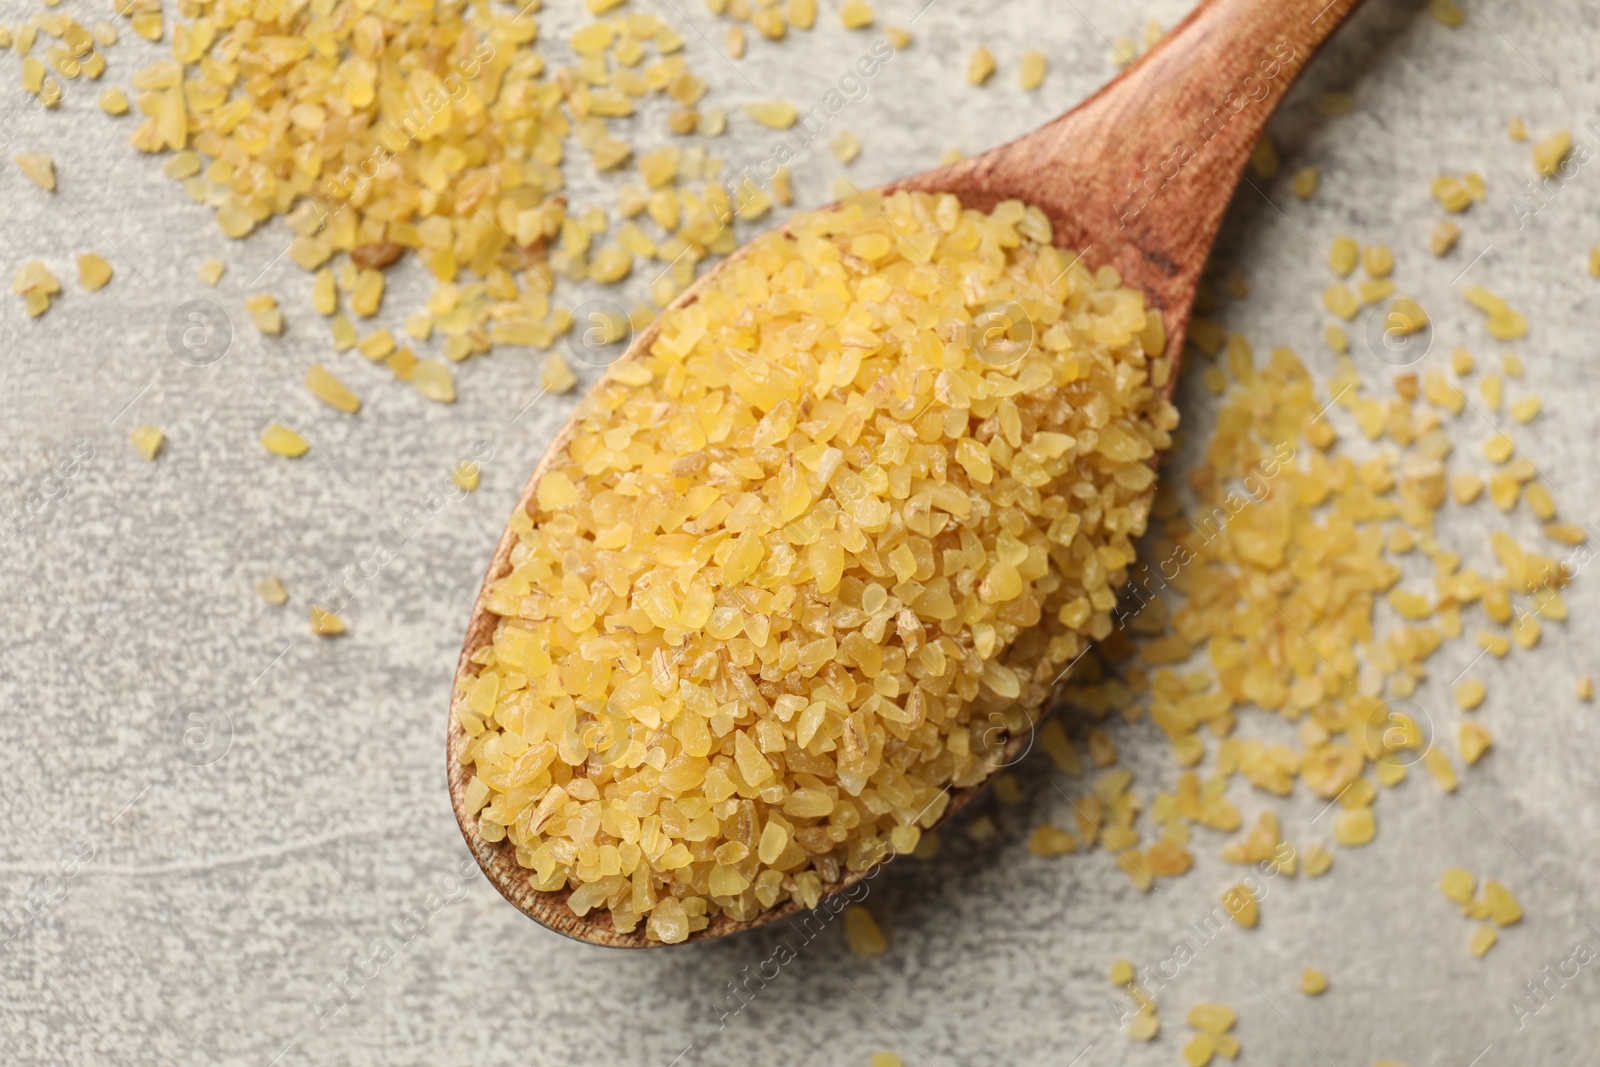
{"left": 4, "top": 0, "right": 1600, "bottom": 1064}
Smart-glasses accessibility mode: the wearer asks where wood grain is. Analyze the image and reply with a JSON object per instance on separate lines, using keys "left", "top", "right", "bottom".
{"left": 447, "top": 0, "right": 1365, "bottom": 948}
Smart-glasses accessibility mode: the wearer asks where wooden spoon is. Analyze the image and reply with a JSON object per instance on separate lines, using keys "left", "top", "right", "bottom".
{"left": 449, "top": 0, "right": 1365, "bottom": 947}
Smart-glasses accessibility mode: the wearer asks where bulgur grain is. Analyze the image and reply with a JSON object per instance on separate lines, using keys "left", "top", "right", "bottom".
{"left": 129, "top": 425, "right": 164, "bottom": 461}
{"left": 967, "top": 46, "right": 996, "bottom": 86}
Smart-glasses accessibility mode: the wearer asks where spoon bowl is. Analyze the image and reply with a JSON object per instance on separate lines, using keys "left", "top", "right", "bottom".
{"left": 449, "top": 0, "right": 1364, "bottom": 947}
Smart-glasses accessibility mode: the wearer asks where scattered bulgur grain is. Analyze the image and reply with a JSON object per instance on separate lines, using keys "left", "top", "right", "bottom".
{"left": 992, "top": 774, "right": 1022, "bottom": 804}
{"left": 1300, "top": 968, "right": 1328, "bottom": 995}
{"left": 309, "top": 605, "right": 346, "bottom": 637}
{"left": 98, "top": 87, "right": 129, "bottom": 114}
{"left": 452, "top": 461, "right": 480, "bottom": 492}
{"left": 1333, "top": 808, "right": 1375, "bottom": 847}
{"left": 1127, "top": 1009, "right": 1159, "bottom": 1040}
{"left": 128, "top": 425, "right": 164, "bottom": 461}
{"left": 1485, "top": 880, "right": 1522, "bottom": 926}
{"left": 246, "top": 294, "right": 283, "bottom": 335}
{"left": 77, "top": 253, "right": 112, "bottom": 290}
{"left": 1358, "top": 278, "right": 1395, "bottom": 305}
{"left": 1431, "top": 221, "right": 1461, "bottom": 256}
{"left": 1329, "top": 235, "right": 1360, "bottom": 277}
{"left": 380, "top": 345, "right": 411, "bottom": 380}
{"left": 1026, "top": 824, "right": 1078, "bottom": 857}
{"left": 1429, "top": 0, "right": 1466, "bottom": 24}
{"left": 1303, "top": 845, "right": 1333, "bottom": 877}
{"left": 1470, "top": 924, "right": 1498, "bottom": 957}
{"left": 357, "top": 330, "right": 395, "bottom": 362}
{"left": 830, "top": 129, "right": 861, "bottom": 164}
{"left": 868, "top": 1054, "right": 903, "bottom": 1067}
{"left": 884, "top": 25, "right": 911, "bottom": 49}
{"left": 1290, "top": 166, "right": 1319, "bottom": 199}
{"left": 14, "top": 152, "right": 55, "bottom": 191}
{"left": 1508, "top": 116, "right": 1527, "bottom": 141}
{"left": 1109, "top": 959, "right": 1135, "bottom": 985}
{"left": 1111, "top": 36, "right": 1137, "bottom": 68}
{"left": 1222, "top": 885, "right": 1259, "bottom": 927}
{"left": 966, "top": 816, "right": 999, "bottom": 842}
{"left": 1322, "top": 284, "right": 1359, "bottom": 320}
{"left": 1484, "top": 432, "right": 1515, "bottom": 464}
{"left": 1188, "top": 1004, "right": 1236, "bottom": 1034}
{"left": 1364, "top": 244, "right": 1394, "bottom": 278}
{"left": 539, "top": 352, "right": 578, "bottom": 394}
{"left": 13, "top": 261, "right": 60, "bottom": 317}
{"left": 1441, "top": 866, "right": 1475, "bottom": 905}
{"left": 411, "top": 360, "right": 456, "bottom": 403}
{"left": 1019, "top": 50, "right": 1047, "bottom": 90}
{"left": 1510, "top": 394, "right": 1540, "bottom": 423}
{"left": 252, "top": 575, "right": 288, "bottom": 607}
{"left": 1480, "top": 372, "right": 1503, "bottom": 409}
{"left": 1248, "top": 135, "right": 1279, "bottom": 179}
{"left": 1450, "top": 348, "right": 1474, "bottom": 375}
{"left": 1525, "top": 482, "right": 1555, "bottom": 520}
{"left": 256, "top": 576, "right": 288, "bottom": 605}
{"left": 1578, "top": 676, "right": 1594, "bottom": 701}
{"left": 967, "top": 46, "right": 996, "bottom": 86}
{"left": 1533, "top": 130, "right": 1572, "bottom": 178}
{"left": 305, "top": 364, "right": 360, "bottom": 414}
{"left": 843, "top": 904, "right": 887, "bottom": 956}
{"left": 839, "top": 0, "right": 873, "bottom": 29}
{"left": 1546, "top": 523, "right": 1587, "bottom": 545}
{"left": 1450, "top": 472, "right": 1484, "bottom": 505}
{"left": 1488, "top": 472, "right": 1519, "bottom": 512}
{"left": 260, "top": 423, "right": 309, "bottom": 458}
{"left": 1423, "top": 748, "right": 1457, "bottom": 793}
{"left": 1432, "top": 176, "right": 1471, "bottom": 212}
{"left": 197, "top": 258, "right": 225, "bottom": 286}
{"left": 1459, "top": 723, "right": 1492, "bottom": 765}
{"left": 1182, "top": 1034, "right": 1216, "bottom": 1067}
{"left": 743, "top": 101, "right": 797, "bottom": 128}
{"left": 1454, "top": 678, "right": 1486, "bottom": 711}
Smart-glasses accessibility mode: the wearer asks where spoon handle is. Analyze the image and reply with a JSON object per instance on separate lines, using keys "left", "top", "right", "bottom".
{"left": 1084, "top": 0, "right": 1366, "bottom": 241}
{"left": 908, "top": 0, "right": 1365, "bottom": 348}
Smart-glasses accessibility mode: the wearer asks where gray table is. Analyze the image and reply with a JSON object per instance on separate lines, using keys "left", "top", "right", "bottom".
{"left": 5, "top": 0, "right": 1600, "bottom": 1062}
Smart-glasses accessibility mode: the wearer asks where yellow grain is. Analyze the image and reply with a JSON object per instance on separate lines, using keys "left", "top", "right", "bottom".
{"left": 840, "top": 0, "right": 873, "bottom": 29}
{"left": 15, "top": 151, "right": 55, "bottom": 190}
{"left": 1019, "top": 50, "right": 1047, "bottom": 90}
{"left": 129, "top": 425, "right": 164, "bottom": 461}
{"left": 310, "top": 605, "right": 347, "bottom": 636}
{"left": 1533, "top": 131, "right": 1572, "bottom": 178}
{"left": 1454, "top": 679, "right": 1486, "bottom": 711}
{"left": 967, "top": 46, "right": 996, "bottom": 86}
{"left": 77, "top": 253, "right": 112, "bottom": 290}
{"left": 260, "top": 423, "right": 308, "bottom": 457}
{"left": 305, "top": 364, "right": 361, "bottom": 414}
{"left": 843, "top": 904, "right": 888, "bottom": 956}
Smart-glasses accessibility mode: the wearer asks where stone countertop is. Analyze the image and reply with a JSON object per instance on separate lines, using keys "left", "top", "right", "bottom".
{"left": 4, "top": 0, "right": 1600, "bottom": 1063}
